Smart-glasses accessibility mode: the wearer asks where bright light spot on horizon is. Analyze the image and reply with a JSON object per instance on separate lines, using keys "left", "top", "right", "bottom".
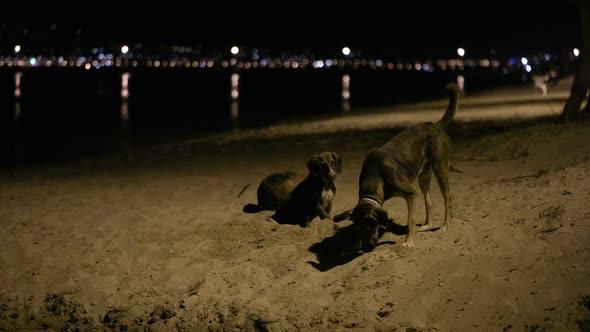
{"left": 544, "top": 54, "right": 550, "bottom": 61}
{"left": 457, "top": 48, "right": 465, "bottom": 57}
{"left": 29, "top": 58, "right": 36, "bottom": 66}
{"left": 574, "top": 48, "right": 580, "bottom": 57}
{"left": 231, "top": 46, "right": 239, "bottom": 55}
{"left": 521, "top": 57, "right": 528, "bottom": 65}
{"left": 525, "top": 64, "right": 532, "bottom": 72}
{"left": 121, "top": 45, "right": 129, "bottom": 54}
{"left": 85, "top": 63, "right": 91, "bottom": 70}
{"left": 14, "top": 45, "right": 21, "bottom": 53}
{"left": 342, "top": 47, "right": 351, "bottom": 56}
{"left": 312, "top": 60, "right": 324, "bottom": 68}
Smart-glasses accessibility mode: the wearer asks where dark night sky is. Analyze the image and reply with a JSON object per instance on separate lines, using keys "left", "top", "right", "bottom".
{"left": 1, "top": 1, "right": 580, "bottom": 57}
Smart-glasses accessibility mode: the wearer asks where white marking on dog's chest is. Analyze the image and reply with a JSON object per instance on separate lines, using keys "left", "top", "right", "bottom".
{"left": 321, "top": 187, "right": 334, "bottom": 205}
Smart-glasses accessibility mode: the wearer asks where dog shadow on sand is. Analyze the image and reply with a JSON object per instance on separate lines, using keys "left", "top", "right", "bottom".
{"left": 308, "top": 219, "right": 438, "bottom": 272}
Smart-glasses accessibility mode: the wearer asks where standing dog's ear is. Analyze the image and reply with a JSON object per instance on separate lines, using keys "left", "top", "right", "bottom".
{"left": 376, "top": 208, "right": 388, "bottom": 226}
{"left": 331, "top": 152, "right": 343, "bottom": 173}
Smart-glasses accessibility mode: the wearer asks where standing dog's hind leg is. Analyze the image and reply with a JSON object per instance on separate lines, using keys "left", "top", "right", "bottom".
{"left": 418, "top": 162, "right": 434, "bottom": 231}
{"left": 433, "top": 161, "right": 452, "bottom": 232}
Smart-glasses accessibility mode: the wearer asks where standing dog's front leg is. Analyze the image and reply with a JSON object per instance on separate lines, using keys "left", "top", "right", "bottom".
{"left": 402, "top": 191, "right": 418, "bottom": 247}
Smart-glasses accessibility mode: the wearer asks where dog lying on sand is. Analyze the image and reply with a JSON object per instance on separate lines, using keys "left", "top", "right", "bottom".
{"left": 243, "top": 172, "right": 305, "bottom": 213}
{"left": 336, "top": 83, "right": 460, "bottom": 251}
{"left": 244, "top": 152, "right": 342, "bottom": 227}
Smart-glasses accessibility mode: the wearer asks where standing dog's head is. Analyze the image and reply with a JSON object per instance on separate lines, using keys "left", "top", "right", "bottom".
{"left": 307, "top": 152, "right": 343, "bottom": 183}
{"left": 351, "top": 201, "right": 388, "bottom": 252}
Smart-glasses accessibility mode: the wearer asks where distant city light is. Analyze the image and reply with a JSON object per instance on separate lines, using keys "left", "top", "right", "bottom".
{"left": 231, "top": 73, "right": 239, "bottom": 99}
{"left": 521, "top": 57, "right": 528, "bottom": 65}
{"left": 29, "top": 58, "right": 36, "bottom": 66}
{"left": 525, "top": 64, "right": 532, "bottom": 72}
{"left": 231, "top": 46, "right": 239, "bottom": 55}
{"left": 574, "top": 48, "right": 580, "bottom": 57}
{"left": 121, "top": 45, "right": 129, "bottom": 54}
{"left": 342, "top": 47, "right": 351, "bottom": 56}
{"left": 14, "top": 45, "right": 21, "bottom": 53}
{"left": 457, "top": 48, "right": 465, "bottom": 57}
{"left": 544, "top": 54, "right": 550, "bottom": 61}
{"left": 312, "top": 60, "right": 324, "bottom": 69}
{"left": 84, "top": 63, "right": 91, "bottom": 70}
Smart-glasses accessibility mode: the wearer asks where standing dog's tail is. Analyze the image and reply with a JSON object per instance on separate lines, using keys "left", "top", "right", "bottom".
{"left": 438, "top": 83, "right": 460, "bottom": 129}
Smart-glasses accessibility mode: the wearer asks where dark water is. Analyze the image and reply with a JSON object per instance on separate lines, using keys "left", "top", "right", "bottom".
{"left": 0, "top": 67, "right": 523, "bottom": 166}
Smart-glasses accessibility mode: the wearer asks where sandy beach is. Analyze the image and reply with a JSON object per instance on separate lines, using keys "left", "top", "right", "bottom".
{"left": 1, "top": 79, "right": 590, "bottom": 331}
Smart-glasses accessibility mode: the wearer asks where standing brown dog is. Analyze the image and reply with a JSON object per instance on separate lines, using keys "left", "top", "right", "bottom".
{"left": 337, "top": 83, "right": 459, "bottom": 251}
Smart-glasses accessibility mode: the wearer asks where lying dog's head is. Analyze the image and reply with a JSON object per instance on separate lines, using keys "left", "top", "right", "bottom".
{"left": 307, "top": 152, "right": 342, "bottom": 183}
{"left": 351, "top": 201, "right": 388, "bottom": 252}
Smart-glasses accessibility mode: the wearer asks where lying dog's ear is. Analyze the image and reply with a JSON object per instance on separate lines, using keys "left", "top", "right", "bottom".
{"left": 306, "top": 155, "right": 321, "bottom": 174}
{"left": 331, "top": 152, "right": 343, "bottom": 173}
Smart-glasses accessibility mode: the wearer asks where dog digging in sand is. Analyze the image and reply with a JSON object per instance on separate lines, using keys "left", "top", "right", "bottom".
{"left": 244, "top": 152, "right": 342, "bottom": 227}
{"left": 335, "top": 83, "right": 460, "bottom": 251}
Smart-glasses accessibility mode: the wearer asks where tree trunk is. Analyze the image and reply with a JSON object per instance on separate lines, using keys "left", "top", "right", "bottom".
{"left": 561, "top": 0, "right": 590, "bottom": 121}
